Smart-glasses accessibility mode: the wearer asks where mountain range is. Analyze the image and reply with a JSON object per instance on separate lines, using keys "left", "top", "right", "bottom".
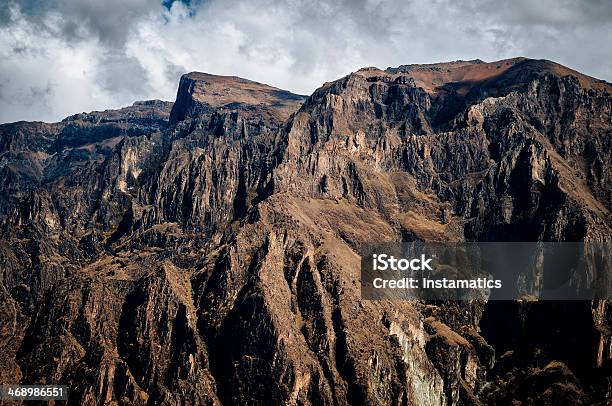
{"left": 0, "top": 57, "right": 610, "bottom": 404}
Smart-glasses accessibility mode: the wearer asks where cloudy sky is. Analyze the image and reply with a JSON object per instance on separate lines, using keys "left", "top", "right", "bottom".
{"left": 1, "top": 0, "right": 611, "bottom": 123}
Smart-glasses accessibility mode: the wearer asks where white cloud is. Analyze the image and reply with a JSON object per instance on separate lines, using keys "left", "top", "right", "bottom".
{"left": 1, "top": 0, "right": 611, "bottom": 123}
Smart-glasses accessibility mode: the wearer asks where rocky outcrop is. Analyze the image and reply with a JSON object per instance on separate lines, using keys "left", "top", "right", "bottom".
{"left": 169, "top": 72, "right": 307, "bottom": 124}
{"left": 0, "top": 100, "right": 172, "bottom": 217}
{"left": 0, "top": 59, "right": 610, "bottom": 404}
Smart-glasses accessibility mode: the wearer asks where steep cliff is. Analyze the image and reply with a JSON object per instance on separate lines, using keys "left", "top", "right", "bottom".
{"left": 0, "top": 58, "right": 610, "bottom": 404}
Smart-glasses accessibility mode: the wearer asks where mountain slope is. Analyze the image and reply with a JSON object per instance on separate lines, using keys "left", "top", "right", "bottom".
{"left": 0, "top": 60, "right": 610, "bottom": 404}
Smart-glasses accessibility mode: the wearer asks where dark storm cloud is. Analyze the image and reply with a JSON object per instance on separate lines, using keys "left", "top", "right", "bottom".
{"left": 0, "top": 0, "right": 610, "bottom": 123}
{"left": 0, "top": 0, "right": 161, "bottom": 46}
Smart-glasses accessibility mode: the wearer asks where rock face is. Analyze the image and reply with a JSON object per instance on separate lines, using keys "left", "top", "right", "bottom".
{"left": 0, "top": 58, "right": 610, "bottom": 405}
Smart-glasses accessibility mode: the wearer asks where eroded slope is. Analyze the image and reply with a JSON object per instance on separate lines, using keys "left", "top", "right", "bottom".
{"left": 0, "top": 60, "right": 610, "bottom": 404}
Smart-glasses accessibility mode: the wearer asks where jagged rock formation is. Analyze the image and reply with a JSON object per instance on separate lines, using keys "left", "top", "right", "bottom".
{"left": 0, "top": 58, "right": 610, "bottom": 405}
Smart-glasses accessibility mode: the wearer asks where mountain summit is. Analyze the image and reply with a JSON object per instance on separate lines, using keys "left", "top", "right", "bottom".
{"left": 169, "top": 72, "right": 307, "bottom": 123}
{"left": 0, "top": 58, "right": 610, "bottom": 404}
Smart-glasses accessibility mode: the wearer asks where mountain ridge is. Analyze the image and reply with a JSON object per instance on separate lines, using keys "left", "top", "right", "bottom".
{"left": 0, "top": 57, "right": 610, "bottom": 404}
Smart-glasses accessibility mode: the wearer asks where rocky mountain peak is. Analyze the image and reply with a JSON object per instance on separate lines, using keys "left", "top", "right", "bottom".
{"left": 353, "top": 58, "right": 611, "bottom": 98}
{"left": 169, "top": 72, "right": 307, "bottom": 124}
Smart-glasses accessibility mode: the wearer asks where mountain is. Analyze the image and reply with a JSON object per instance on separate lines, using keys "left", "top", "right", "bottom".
{"left": 0, "top": 58, "right": 610, "bottom": 404}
